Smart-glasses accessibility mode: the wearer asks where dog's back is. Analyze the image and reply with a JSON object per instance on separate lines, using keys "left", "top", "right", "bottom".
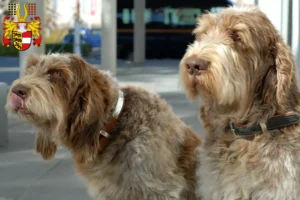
{"left": 75, "top": 85, "right": 201, "bottom": 200}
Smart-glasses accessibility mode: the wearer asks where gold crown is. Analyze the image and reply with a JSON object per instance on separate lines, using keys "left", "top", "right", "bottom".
{"left": 16, "top": 2, "right": 28, "bottom": 22}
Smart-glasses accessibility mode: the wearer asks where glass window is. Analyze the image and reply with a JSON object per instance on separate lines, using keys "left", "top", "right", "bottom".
{"left": 117, "top": 7, "right": 227, "bottom": 28}
{"left": 91, "top": 29, "right": 101, "bottom": 35}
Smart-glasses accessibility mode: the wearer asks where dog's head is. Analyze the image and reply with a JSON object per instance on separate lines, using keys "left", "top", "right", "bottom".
{"left": 180, "top": 6, "right": 299, "bottom": 112}
{"left": 6, "top": 53, "right": 114, "bottom": 162}
{"left": 7, "top": 54, "right": 72, "bottom": 124}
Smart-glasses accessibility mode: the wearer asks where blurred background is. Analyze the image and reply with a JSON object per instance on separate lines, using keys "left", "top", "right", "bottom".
{"left": 0, "top": 0, "right": 299, "bottom": 80}
{"left": 0, "top": 0, "right": 299, "bottom": 200}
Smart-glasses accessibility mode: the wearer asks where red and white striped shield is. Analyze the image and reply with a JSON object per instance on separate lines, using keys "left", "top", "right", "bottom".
{"left": 12, "top": 31, "right": 32, "bottom": 51}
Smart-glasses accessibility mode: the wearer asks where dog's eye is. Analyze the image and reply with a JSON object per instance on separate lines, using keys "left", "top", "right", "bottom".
{"left": 53, "top": 71, "right": 61, "bottom": 77}
{"left": 47, "top": 70, "right": 61, "bottom": 80}
{"left": 229, "top": 30, "right": 241, "bottom": 42}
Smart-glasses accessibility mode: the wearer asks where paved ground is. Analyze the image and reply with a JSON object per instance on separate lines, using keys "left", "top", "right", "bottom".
{"left": 0, "top": 62, "right": 204, "bottom": 200}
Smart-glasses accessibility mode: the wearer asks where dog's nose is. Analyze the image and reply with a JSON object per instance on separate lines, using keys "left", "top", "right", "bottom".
{"left": 11, "top": 84, "right": 29, "bottom": 99}
{"left": 185, "top": 57, "right": 208, "bottom": 75}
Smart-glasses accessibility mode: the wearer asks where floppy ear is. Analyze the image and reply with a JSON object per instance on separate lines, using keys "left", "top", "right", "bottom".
{"left": 35, "top": 129, "right": 57, "bottom": 160}
{"left": 262, "top": 36, "right": 296, "bottom": 111}
{"left": 63, "top": 55, "right": 110, "bottom": 163}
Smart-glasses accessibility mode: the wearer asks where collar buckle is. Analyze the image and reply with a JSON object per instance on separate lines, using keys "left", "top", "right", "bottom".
{"left": 100, "top": 130, "right": 111, "bottom": 138}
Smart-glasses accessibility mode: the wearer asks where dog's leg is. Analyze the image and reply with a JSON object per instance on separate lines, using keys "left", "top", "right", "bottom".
{"left": 35, "top": 129, "right": 57, "bottom": 160}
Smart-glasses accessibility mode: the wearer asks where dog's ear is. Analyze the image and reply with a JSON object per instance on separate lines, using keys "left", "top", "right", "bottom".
{"left": 262, "top": 36, "right": 296, "bottom": 111}
{"left": 35, "top": 129, "right": 57, "bottom": 160}
{"left": 63, "top": 55, "right": 110, "bottom": 163}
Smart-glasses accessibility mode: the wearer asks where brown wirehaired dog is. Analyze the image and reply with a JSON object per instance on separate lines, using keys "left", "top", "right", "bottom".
{"left": 180, "top": 5, "right": 300, "bottom": 200}
{"left": 6, "top": 53, "right": 201, "bottom": 200}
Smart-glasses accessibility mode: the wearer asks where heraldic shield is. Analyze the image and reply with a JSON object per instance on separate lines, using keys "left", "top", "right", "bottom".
{"left": 12, "top": 31, "right": 32, "bottom": 51}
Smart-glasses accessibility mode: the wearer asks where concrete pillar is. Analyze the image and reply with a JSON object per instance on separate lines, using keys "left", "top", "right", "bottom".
{"left": 292, "top": 0, "right": 300, "bottom": 69}
{"left": 133, "top": 0, "right": 145, "bottom": 64}
{"left": 19, "top": 0, "right": 45, "bottom": 77}
{"left": 280, "top": 0, "right": 292, "bottom": 45}
{"left": 101, "top": 0, "right": 117, "bottom": 75}
{"left": 73, "top": 0, "right": 81, "bottom": 56}
{"left": 0, "top": 83, "right": 8, "bottom": 147}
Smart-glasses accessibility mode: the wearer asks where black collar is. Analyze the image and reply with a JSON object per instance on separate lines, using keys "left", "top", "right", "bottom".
{"left": 229, "top": 112, "right": 300, "bottom": 137}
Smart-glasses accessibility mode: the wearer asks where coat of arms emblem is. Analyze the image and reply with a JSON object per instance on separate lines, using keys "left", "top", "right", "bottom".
{"left": 2, "top": 2, "right": 42, "bottom": 51}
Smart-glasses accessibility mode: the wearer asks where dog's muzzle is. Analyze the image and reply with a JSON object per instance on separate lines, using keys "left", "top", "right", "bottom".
{"left": 10, "top": 83, "right": 29, "bottom": 110}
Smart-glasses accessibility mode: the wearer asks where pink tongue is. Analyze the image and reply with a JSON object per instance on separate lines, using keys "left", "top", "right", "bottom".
{"left": 11, "top": 93, "right": 24, "bottom": 109}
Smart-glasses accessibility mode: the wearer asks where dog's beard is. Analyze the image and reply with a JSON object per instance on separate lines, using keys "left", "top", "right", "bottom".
{"left": 181, "top": 42, "right": 249, "bottom": 106}
{"left": 7, "top": 79, "right": 64, "bottom": 124}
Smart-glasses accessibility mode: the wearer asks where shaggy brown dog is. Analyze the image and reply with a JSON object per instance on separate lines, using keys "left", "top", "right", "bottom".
{"left": 180, "top": 5, "right": 300, "bottom": 200}
{"left": 6, "top": 53, "right": 201, "bottom": 200}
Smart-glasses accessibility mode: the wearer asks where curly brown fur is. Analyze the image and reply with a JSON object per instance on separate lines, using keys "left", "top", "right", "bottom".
{"left": 6, "top": 53, "right": 201, "bottom": 200}
{"left": 180, "top": 5, "right": 300, "bottom": 200}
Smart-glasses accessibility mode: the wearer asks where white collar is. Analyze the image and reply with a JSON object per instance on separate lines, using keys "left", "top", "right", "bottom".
{"left": 100, "top": 90, "right": 124, "bottom": 139}
{"left": 112, "top": 90, "right": 124, "bottom": 118}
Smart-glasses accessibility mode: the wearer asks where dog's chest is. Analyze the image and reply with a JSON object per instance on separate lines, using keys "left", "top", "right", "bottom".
{"left": 197, "top": 139, "right": 300, "bottom": 200}
{"left": 74, "top": 139, "right": 187, "bottom": 200}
